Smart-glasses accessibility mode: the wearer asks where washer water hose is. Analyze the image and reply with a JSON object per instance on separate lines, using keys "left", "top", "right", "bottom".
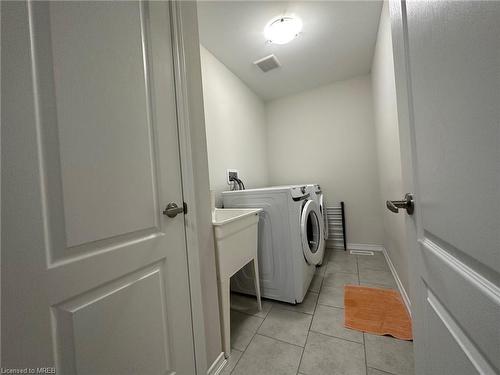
{"left": 229, "top": 176, "right": 245, "bottom": 190}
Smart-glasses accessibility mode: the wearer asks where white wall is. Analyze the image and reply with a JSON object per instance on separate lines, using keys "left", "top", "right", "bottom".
{"left": 266, "top": 76, "right": 384, "bottom": 245}
{"left": 200, "top": 45, "right": 269, "bottom": 202}
{"left": 371, "top": 2, "right": 410, "bottom": 293}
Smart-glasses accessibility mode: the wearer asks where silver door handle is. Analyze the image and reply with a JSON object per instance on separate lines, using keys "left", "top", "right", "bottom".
{"left": 386, "top": 193, "right": 414, "bottom": 215}
{"left": 163, "top": 202, "right": 187, "bottom": 218}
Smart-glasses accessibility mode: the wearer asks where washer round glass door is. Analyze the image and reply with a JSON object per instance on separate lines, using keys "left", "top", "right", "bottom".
{"left": 300, "top": 200, "right": 325, "bottom": 265}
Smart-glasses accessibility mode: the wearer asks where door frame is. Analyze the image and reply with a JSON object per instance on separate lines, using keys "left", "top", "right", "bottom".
{"left": 0, "top": 0, "right": 215, "bottom": 372}
{"left": 169, "top": 2, "right": 220, "bottom": 374}
{"left": 388, "top": 0, "right": 426, "bottom": 367}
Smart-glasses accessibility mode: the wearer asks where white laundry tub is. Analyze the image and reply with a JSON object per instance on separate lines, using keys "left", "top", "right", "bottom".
{"left": 212, "top": 208, "right": 261, "bottom": 277}
{"left": 212, "top": 208, "right": 262, "bottom": 357}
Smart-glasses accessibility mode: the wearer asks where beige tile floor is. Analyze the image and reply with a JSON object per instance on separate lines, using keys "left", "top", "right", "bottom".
{"left": 221, "top": 248, "right": 414, "bottom": 375}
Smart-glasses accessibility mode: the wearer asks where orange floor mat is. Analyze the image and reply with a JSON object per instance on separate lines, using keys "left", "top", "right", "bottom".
{"left": 344, "top": 285, "right": 413, "bottom": 340}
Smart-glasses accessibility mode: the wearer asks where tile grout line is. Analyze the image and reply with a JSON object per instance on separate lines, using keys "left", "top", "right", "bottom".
{"left": 256, "top": 332, "right": 306, "bottom": 349}
{"left": 356, "top": 254, "right": 360, "bottom": 279}
{"left": 229, "top": 261, "right": 326, "bottom": 374}
{"left": 308, "top": 329, "right": 366, "bottom": 345}
{"left": 232, "top": 250, "right": 391, "bottom": 375}
{"left": 308, "top": 328, "right": 363, "bottom": 345}
{"left": 272, "top": 302, "right": 318, "bottom": 316}
{"left": 329, "top": 270, "right": 358, "bottom": 276}
{"left": 295, "top": 262, "right": 323, "bottom": 375}
{"left": 310, "top": 250, "right": 366, "bottom": 348}
{"left": 293, "top": 249, "right": 337, "bottom": 375}
{"left": 229, "top": 302, "right": 271, "bottom": 374}
{"left": 369, "top": 366, "right": 400, "bottom": 375}
{"left": 316, "top": 301, "right": 343, "bottom": 308}
{"left": 357, "top": 255, "right": 370, "bottom": 374}
{"left": 227, "top": 349, "right": 243, "bottom": 375}
{"left": 295, "top": 333, "right": 308, "bottom": 374}
{"left": 231, "top": 293, "right": 321, "bottom": 319}
{"left": 232, "top": 306, "right": 271, "bottom": 318}
{"left": 363, "top": 333, "right": 369, "bottom": 375}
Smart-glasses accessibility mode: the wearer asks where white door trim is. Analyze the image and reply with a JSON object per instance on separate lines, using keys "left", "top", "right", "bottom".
{"left": 170, "top": 2, "right": 207, "bottom": 373}
{"left": 170, "top": 2, "right": 220, "bottom": 373}
{"left": 207, "top": 352, "right": 227, "bottom": 375}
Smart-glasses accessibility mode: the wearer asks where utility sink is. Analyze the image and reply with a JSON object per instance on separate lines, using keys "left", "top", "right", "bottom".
{"left": 212, "top": 208, "right": 262, "bottom": 357}
{"left": 212, "top": 207, "right": 262, "bottom": 279}
{"left": 212, "top": 208, "right": 262, "bottom": 231}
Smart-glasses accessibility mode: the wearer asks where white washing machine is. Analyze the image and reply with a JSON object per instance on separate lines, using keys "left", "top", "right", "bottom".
{"left": 304, "top": 184, "right": 328, "bottom": 262}
{"left": 222, "top": 186, "right": 324, "bottom": 304}
{"left": 304, "top": 184, "right": 328, "bottom": 240}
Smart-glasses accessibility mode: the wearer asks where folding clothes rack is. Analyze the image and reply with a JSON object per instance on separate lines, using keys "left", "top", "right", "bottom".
{"left": 325, "top": 202, "right": 347, "bottom": 250}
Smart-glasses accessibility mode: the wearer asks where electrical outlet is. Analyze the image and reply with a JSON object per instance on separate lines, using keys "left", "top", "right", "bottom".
{"left": 226, "top": 169, "right": 239, "bottom": 185}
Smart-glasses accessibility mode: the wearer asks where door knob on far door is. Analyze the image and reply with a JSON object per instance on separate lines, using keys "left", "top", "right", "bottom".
{"left": 386, "top": 193, "right": 414, "bottom": 215}
{"left": 163, "top": 202, "right": 187, "bottom": 218}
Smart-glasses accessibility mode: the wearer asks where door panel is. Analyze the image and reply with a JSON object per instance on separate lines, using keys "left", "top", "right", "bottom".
{"left": 419, "top": 241, "right": 499, "bottom": 373}
{"left": 2, "top": 1, "right": 195, "bottom": 373}
{"left": 407, "top": 0, "right": 499, "bottom": 269}
{"left": 424, "top": 293, "right": 480, "bottom": 375}
{"left": 393, "top": 1, "right": 500, "bottom": 374}
{"left": 49, "top": 1, "right": 158, "bottom": 248}
{"left": 54, "top": 265, "right": 170, "bottom": 374}
{"left": 30, "top": 1, "right": 172, "bottom": 262}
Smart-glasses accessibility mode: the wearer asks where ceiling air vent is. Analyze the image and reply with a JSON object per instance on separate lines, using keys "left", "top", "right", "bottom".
{"left": 253, "top": 54, "right": 281, "bottom": 73}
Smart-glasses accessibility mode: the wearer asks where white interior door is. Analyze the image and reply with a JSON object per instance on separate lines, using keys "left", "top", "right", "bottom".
{"left": 2, "top": 1, "right": 196, "bottom": 373}
{"left": 390, "top": 1, "right": 500, "bottom": 374}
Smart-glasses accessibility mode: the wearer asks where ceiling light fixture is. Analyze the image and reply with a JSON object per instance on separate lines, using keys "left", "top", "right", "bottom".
{"left": 264, "top": 15, "right": 302, "bottom": 45}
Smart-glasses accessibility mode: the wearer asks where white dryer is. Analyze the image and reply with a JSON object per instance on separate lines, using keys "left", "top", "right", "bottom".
{"left": 222, "top": 186, "right": 324, "bottom": 304}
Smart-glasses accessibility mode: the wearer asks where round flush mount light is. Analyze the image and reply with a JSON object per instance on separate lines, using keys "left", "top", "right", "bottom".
{"left": 264, "top": 15, "right": 303, "bottom": 45}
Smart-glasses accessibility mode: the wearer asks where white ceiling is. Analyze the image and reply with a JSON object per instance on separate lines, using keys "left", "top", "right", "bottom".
{"left": 197, "top": 1, "right": 383, "bottom": 101}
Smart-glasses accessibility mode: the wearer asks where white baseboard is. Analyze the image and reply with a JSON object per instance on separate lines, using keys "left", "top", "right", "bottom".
{"left": 207, "top": 352, "right": 226, "bottom": 375}
{"left": 381, "top": 248, "right": 412, "bottom": 316}
{"left": 347, "top": 243, "right": 385, "bottom": 252}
